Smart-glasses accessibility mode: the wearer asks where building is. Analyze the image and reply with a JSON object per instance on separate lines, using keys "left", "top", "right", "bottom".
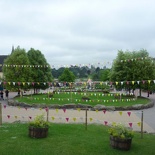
{"left": 0, "top": 55, "right": 8, "bottom": 90}
{"left": 0, "top": 55, "right": 8, "bottom": 79}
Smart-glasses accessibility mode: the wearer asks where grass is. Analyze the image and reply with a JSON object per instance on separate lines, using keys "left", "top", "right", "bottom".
{"left": 14, "top": 92, "right": 149, "bottom": 107}
{"left": 0, "top": 123, "right": 155, "bottom": 155}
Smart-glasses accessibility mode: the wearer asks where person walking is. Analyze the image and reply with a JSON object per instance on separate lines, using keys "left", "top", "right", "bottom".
{"left": 0, "top": 91, "right": 4, "bottom": 100}
{"left": 5, "top": 89, "right": 9, "bottom": 100}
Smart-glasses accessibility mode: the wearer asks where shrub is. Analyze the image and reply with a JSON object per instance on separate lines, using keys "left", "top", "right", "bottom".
{"left": 47, "top": 92, "right": 54, "bottom": 98}
{"left": 81, "top": 96, "right": 90, "bottom": 101}
{"left": 29, "top": 114, "right": 49, "bottom": 128}
{"left": 108, "top": 123, "right": 134, "bottom": 139}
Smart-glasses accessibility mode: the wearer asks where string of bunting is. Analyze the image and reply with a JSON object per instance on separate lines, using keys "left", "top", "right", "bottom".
{"left": 0, "top": 64, "right": 50, "bottom": 68}
{"left": 2, "top": 105, "right": 141, "bottom": 128}
{"left": 2, "top": 114, "right": 141, "bottom": 128}
{"left": 0, "top": 56, "right": 154, "bottom": 68}
{"left": 54, "top": 92, "right": 134, "bottom": 96}
{"left": 1, "top": 79, "right": 155, "bottom": 86}
{"left": 24, "top": 97, "right": 136, "bottom": 103}
{"left": 120, "top": 57, "right": 154, "bottom": 63}
{"left": 0, "top": 61, "right": 113, "bottom": 68}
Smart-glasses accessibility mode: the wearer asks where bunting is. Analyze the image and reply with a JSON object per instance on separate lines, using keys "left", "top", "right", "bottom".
{"left": 51, "top": 116, "right": 55, "bottom": 120}
{"left": 73, "top": 118, "right": 76, "bottom": 122}
{"left": 2, "top": 105, "right": 143, "bottom": 129}
{"left": 103, "top": 110, "right": 106, "bottom": 114}
{"left": 104, "top": 121, "right": 108, "bottom": 125}
{"left": 137, "top": 122, "right": 141, "bottom": 127}
{"left": 0, "top": 61, "right": 113, "bottom": 69}
{"left": 129, "top": 122, "right": 133, "bottom": 128}
{"left": 119, "top": 111, "right": 123, "bottom": 116}
{"left": 127, "top": 112, "right": 131, "bottom": 117}
{"left": 0, "top": 79, "right": 154, "bottom": 87}
{"left": 120, "top": 56, "right": 154, "bottom": 63}
{"left": 3, "top": 113, "right": 142, "bottom": 128}
{"left": 24, "top": 96, "right": 136, "bottom": 103}
{"left": 66, "top": 118, "right": 69, "bottom": 122}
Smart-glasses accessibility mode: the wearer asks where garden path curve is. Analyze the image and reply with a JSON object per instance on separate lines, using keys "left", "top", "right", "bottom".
{"left": 0, "top": 92, "right": 155, "bottom": 133}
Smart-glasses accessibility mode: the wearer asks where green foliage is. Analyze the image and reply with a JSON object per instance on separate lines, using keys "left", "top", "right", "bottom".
{"left": 2, "top": 47, "right": 53, "bottom": 91}
{"left": 99, "top": 69, "right": 110, "bottom": 81}
{"left": 95, "top": 83, "right": 110, "bottom": 90}
{"left": 52, "top": 67, "right": 65, "bottom": 78}
{"left": 29, "top": 114, "right": 49, "bottom": 128}
{"left": 81, "top": 96, "right": 90, "bottom": 101}
{"left": 108, "top": 123, "right": 134, "bottom": 139}
{"left": 109, "top": 49, "right": 155, "bottom": 92}
{"left": 27, "top": 48, "right": 53, "bottom": 91}
{"left": 47, "top": 91, "right": 54, "bottom": 97}
{"left": 92, "top": 73, "right": 99, "bottom": 81}
{"left": 15, "top": 92, "right": 149, "bottom": 107}
{"left": 52, "top": 65, "right": 103, "bottom": 79}
{"left": 2, "top": 46, "right": 32, "bottom": 90}
{"left": 59, "top": 68, "right": 76, "bottom": 82}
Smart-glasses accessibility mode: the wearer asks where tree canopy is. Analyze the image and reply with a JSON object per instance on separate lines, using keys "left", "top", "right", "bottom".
{"left": 109, "top": 49, "right": 155, "bottom": 94}
{"left": 3, "top": 46, "right": 31, "bottom": 90}
{"left": 58, "top": 68, "right": 75, "bottom": 82}
{"left": 27, "top": 48, "right": 53, "bottom": 91}
{"left": 2, "top": 47, "right": 53, "bottom": 91}
{"left": 99, "top": 69, "right": 110, "bottom": 81}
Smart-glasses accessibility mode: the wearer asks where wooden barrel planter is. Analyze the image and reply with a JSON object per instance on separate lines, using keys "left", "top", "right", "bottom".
{"left": 110, "top": 136, "right": 132, "bottom": 150}
{"left": 29, "top": 126, "right": 48, "bottom": 138}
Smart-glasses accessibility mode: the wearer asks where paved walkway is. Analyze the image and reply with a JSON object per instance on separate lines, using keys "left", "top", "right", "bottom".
{"left": 0, "top": 92, "right": 155, "bottom": 133}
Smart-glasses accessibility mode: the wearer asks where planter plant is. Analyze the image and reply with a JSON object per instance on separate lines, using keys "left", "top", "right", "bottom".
{"left": 108, "top": 123, "right": 134, "bottom": 150}
{"left": 28, "top": 114, "right": 49, "bottom": 138}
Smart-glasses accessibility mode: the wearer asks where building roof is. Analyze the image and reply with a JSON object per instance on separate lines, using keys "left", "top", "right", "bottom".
{"left": 0, "top": 55, "right": 8, "bottom": 72}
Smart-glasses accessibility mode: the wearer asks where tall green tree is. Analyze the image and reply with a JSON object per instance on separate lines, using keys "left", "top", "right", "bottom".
{"left": 109, "top": 49, "right": 155, "bottom": 96}
{"left": 58, "top": 68, "right": 75, "bottom": 82}
{"left": 52, "top": 67, "right": 65, "bottom": 78}
{"left": 3, "top": 46, "right": 31, "bottom": 90}
{"left": 99, "top": 69, "right": 110, "bottom": 81}
{"left": 27, "top": 48, "right": 53, "bottom": 92}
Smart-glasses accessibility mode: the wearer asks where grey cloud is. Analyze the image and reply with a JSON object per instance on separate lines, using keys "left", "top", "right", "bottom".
{"left": 0, "top": 0, "right": 155, "bottom": 66}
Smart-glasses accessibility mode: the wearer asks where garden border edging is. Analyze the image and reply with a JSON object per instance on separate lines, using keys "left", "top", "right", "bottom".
{"left": 7, "top": 99, "right": 154, "bottom": 111}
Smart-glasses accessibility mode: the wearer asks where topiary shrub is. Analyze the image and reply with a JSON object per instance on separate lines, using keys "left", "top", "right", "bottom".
{"left": 81, "top": 96, "right": 90, "bottom": 101}
{"left": 103, "top": 90, "right": 110, "bottom": 94}
{"left": 47, "top": 92, "right": 54, "bottom": 98}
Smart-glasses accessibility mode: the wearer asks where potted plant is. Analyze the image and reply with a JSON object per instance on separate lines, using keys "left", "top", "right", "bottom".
{"left": 29, "top": 114, "right": 49, "bottom": 138}
{"left": 108, "top": 123, "right": 134, "bottom": 150}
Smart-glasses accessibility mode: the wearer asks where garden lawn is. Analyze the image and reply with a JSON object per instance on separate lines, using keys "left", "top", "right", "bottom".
{"left": 0, "top": 123, "right": 155, "bottom": 155}
{"left": 14, "top": 92, "right": 149, "bottom": 107}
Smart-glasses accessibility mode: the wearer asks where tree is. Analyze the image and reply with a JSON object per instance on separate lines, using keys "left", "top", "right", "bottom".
{"left": 58, "top": 68, "right": 75, "bottom": 82}
{"left": 52, "top": 67, "right": 65, "bottom": 78}
{"left": 3, "top": 46, "right": 31, "bottom": 90}
{"left": 27, "top": 48, "right": 53, "bottom": 93}
{"left": 99, "top": 69, "right": 110, "bottom": 81}
{"left": 109, "top": 49, "right": 155, "bottom": 96}
{"left": 92, "top": 73, "right": 99, "bottom": 81}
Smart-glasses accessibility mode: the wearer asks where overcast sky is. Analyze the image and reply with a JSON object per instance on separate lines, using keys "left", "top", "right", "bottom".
{"left": 0, "top": 0, "right": 155, "bottom": 67}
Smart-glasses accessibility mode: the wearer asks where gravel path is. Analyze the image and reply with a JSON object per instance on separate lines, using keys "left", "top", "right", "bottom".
{"left": 0, "top": 91, "right": 155, "bottom": 133}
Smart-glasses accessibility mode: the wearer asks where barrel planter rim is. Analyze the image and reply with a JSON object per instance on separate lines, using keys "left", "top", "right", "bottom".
{"left": 110, "top": 135, "right": 132, "bottom": 151}
{"left": 29, "top": 126, "right": 49, "bottom": 138}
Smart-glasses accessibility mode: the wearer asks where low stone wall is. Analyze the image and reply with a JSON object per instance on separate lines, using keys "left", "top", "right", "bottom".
{"left": 7, "top": 99, "right": 154, "bottom": 111}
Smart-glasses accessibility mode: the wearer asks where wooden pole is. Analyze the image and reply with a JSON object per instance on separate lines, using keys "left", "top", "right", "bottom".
{"left": 31, "top": 89, "right": 32, "bottom": 100}
{"left": 141, "top": 111, "right": 143, "bottom": 139}
{"left": 0, "top": 103, "right": 2, "bottom": 126}
{"left": 46, "top": 108, "right": 49, "bottom": 122}
{"left": 85, "top": 108, "right": 88, "bottom": 130}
